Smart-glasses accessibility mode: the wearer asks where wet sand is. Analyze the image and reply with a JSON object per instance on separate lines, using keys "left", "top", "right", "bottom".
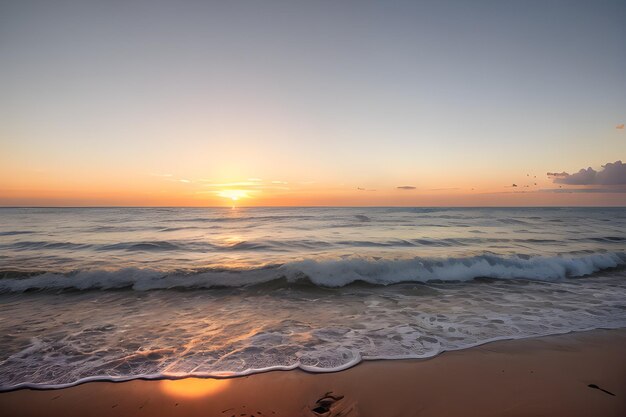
{"left": 1, "top": 329, "right": 625, "bottom": 417}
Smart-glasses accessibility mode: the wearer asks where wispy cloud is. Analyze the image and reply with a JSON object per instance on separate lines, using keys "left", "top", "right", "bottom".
{"left": 616, "top": 124, "right": 624, "bottom": 130}
{"left": 201, "top": 181, "right": 259, "bottom": 187}
{"left": 397, "top": 185, "right": 416, "bottom": 190}
{"left": 198, "top": 179, "right": 291, "bottom": 193}
{"left": 546, "top": 172, "right": 568, "bottom": 179}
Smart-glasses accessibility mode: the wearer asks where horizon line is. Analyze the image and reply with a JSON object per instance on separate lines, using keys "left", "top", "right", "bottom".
{"left": 1, "top": 205, "right": 624, "bottom": 209}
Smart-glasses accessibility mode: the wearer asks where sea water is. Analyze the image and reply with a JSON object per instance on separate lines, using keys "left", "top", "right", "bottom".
{"left": 0, "top": 207, "right": 624, "bottom": 389}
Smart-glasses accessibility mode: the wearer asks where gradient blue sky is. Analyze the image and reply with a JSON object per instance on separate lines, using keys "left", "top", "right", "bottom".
{"left": 1, "top": 0, "right": 624, "bottom": 205}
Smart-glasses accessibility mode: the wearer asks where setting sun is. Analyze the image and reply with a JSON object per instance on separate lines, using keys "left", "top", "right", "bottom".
{"left": 217, "top": 190, "right": 250, "bottom": 201}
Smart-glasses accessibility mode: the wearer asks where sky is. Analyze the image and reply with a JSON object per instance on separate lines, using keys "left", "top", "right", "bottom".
{"left": 1, "top": 0, "right": 625, "bottom": 206}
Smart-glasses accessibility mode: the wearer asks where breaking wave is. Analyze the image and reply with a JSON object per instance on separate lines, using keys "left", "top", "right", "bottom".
{"left": 1, "top": 251, "right": 624, "bottom": 293}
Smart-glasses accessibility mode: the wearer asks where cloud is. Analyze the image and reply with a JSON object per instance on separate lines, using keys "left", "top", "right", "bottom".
{"left": 617, "top": 124, "right": 624, "bottom": 130}
{"left": 539, "top": 187, "right": 626, "bottom": 193}
{"left": 546, "top": 172, "right": 568, "bottom": 178}
{"left": 397, "top": 185, "right": 416, "bottom": 190}
{"left": 201, "top": 181, "right": 258, "bottom": 187}
{"left": 547, "top": 161, "right": 626, "bottom": 185}
{"left": 197, "top": 179, "right": 291, "bottom": 193}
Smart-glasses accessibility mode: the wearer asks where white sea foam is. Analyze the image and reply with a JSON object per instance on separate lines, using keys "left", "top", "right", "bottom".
{"left": 283, "top": 252, "right": 625, "bottom": 286}
{"left": 1, "top": 252, "right": 623, "bottom": 292}
{"left": 1, "top": 268, "right": 626, "bottom": 390}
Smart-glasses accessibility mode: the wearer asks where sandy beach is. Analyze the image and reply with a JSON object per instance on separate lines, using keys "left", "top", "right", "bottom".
{"left": 1, "top": 328, "right": 624, "bottom": 417}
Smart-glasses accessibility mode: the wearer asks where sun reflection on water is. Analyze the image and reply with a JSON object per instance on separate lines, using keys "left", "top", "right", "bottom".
{"left": 159, "top": 377, "right": 231, "bottom": 398}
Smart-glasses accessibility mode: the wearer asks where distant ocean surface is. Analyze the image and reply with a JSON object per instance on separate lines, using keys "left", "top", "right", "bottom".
{"left": 1, "top": 207, "right": 625, "bottom": 390}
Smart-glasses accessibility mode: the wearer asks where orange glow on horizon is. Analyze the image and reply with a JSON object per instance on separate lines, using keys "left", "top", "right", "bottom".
{"left": 1, "top": 173, "right": 624, "bottom": 207}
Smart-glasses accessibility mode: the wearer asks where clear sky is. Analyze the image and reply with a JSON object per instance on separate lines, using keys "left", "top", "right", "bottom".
{"left": 1, "top": 0, "right": 624, "bottom": 206}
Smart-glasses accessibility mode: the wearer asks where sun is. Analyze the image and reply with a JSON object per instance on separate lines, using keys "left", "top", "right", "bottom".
{"left": 217, "top": 189, "right": 249, "bottom": 201}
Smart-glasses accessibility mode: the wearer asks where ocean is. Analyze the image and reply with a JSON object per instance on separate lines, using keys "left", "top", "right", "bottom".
{"left": 0, "top": 207, "right": 625, "bottom": 390}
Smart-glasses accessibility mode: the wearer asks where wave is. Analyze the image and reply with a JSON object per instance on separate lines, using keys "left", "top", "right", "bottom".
{"left": 98, "top": 241, "right": 184, "bottom": 251}
{"left": 5, "top": 235, "right": 624, "bottom": 255}
{"left": 0, "top": 231, "right": 34, "bottom": 236}
{"left": 0, "top": 252, "right": 624, "bottom": 293}
{"left": 587, "top": 236, "right": 626, "bottom": 242}
{"left": 6, "top": 241, "right": 93, "bottom": 250}
{"left": 167, "top": 214, "right": 321, "bottom": 223}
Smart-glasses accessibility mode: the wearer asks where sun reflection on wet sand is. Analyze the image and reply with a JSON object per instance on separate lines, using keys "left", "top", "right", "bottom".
{"left": 159, "top": 378, "right": 231, "bottom": 398}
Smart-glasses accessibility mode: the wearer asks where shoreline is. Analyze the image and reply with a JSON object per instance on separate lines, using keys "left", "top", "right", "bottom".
{"left": 2, "top": 326, "right": 625, "bottom": 393}
{"left": 1, "top": 328, "right": 625, "bottom": 416}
